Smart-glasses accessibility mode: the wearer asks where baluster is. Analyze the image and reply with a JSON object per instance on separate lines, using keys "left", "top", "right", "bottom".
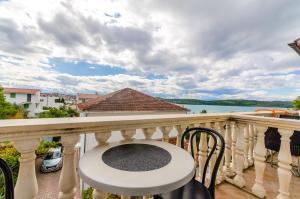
{"left": 197, "top": 123, "right": 208, "bottom": 181}
{"left": 215, "top": 122, "right": 225, "bottom": 184}
{"left": 93, "top": 131, "right": 111, "bottom": 199}
{"left": 14, "top": 138, "right": 40, "bottom": 199}
{"left": 248, "top": 124, "right": 254, "bottom": 166}
{"left": 175, "top": 125, "right": 187, "bottom": 147}
{"left": 251, "top": 126, "right": 268, "bottom": 198}
{"left": 243, "top": 124, "right": 250, "bottom": 169}
{"left": 121, "top": 129, "right": 136, "bottom": 141}
{"left": 276, "top": 129, "right": 293, "bottom": 199}
{"left": 224, "top": 122, "right": 233, "bottom": 177}
{"left": 230, "top": 122, "right": 237, "bottom": 172}
{"left": 142, "top": 127, "right": 156, "bottom": 140}
{"left": 207, "top": 122, "right": 216, "bottom": 183}
{"left": 58, "top": 134, "right": 80, "bottom": 199}
{"left": 159, "top": 126, "right": 172, "bottom": 142}
{"left": 187, "top": 124, "right": 197, "bottom": 156}
{"left": 233, "top": 124, "right": 245, "bottom": 187}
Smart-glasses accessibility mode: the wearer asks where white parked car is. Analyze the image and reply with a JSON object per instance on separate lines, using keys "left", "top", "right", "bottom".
{"left": 40, "top": 147, "right": 63, "bottom": 173}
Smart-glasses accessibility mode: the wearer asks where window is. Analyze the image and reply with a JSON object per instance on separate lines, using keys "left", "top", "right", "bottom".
{"left": 55, "top": 99, "right": 60, "bottom": 103}
{"left": 40, "top": 99, "right": 44, "bottom": 102}
{"left": 10, "top": 93, "right": 16, "bottom": 98}
{"left": 24, "top": 104, "right": 29, "bottom": 109}
{"left": 27, "top": 94, "right": 31, "bottom": 102}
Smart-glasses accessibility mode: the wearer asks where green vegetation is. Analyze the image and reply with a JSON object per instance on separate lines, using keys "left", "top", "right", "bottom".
{"left": 0, "top": 142, "right": 20, "bottom": 198}
{"left": 0, "top": 87, "right": 20, "bottom": 119}
{"left": 82, "top": 187, "right": 120, "bottom": 199}
{"left": 163, "top": 98, "right": 292, "bottom": 108}
{"left": 36, "top": 140, "right": 61, "bottom": 157}
{"left": 38, "top": 107, "right": 79, "bottom": 118}
{"left": 292, "top": 96, "right": 300, "bottom": 110}
{"left": 200, "top": 109, "right": 207, "bottom": 114}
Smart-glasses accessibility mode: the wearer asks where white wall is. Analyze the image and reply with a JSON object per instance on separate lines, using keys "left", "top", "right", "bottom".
{"left": 4, "top": 92, "right": 42, "bottom": 117}
{"left": 40, "top": 96, "right": 64, "bottom": 109}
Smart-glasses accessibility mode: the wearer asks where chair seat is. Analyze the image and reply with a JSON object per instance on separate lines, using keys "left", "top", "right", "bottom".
{"left": 158, "top": 178, "right": 212, "bottom": 199}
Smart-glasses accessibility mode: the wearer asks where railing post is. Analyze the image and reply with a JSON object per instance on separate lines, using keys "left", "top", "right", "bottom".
{"left": 159, "top": 126, "right": 172, "bottom": 142}
{"left": 215, "top": 121, "right": 225, "bottom": 184}
{"left": 224, "top": 122, "right": 233, "bottom": 177}
{"left": 197, "top": 123, "right": 208, "bottom": 181}
{"left": 58, "top": 134, "right": 80, "bottom": 199}
{"left": 233, "top": 123, "right": 245, "bottom": 188}
{"left": 230, "top": 121, "right": 237, "bottom": 172}
{"left": 251, "top": 125, "right": 268, "bottom": 198}
{"left": 93, "top": 131, "right": 111, "bottom": 199}
{"left": 142, "top": 128, "right": 156, "bottom": 140}
{"left": 248, "top": 124, "right": 255, "bottom": 166}
{"left": 276, "top": 128, "right": 293, "bottom": 199}
{"left": 207, "top": 122, "right": 216, "bottom": 183}
{"left": 121, "top": 129, "right": 136, "bottom": 141}
{"left": 14, "top": 138, "right": 40, "bottom": 199}
{"left": 243, "top": 124, "right": 250, "bottom": 169}
{"left": 175, "top": 125, "right": 187, "bottom": 146}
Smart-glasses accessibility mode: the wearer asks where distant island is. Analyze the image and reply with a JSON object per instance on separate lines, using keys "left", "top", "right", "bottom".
{"left": 162, "top": 99, "right": 293, "bottom": 108}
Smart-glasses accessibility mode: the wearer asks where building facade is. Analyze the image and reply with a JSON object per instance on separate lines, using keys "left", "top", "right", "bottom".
{"left": 3, "top": 88, "right": 42, "bottom": 117}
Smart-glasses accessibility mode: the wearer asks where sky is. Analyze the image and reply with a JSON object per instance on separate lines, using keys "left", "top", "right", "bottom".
{"left": 0, "top": 0, "right": 299, "bottom": 100}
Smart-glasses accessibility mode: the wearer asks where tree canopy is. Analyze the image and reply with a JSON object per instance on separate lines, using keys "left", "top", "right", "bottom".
{"left": 0, "top": 87, "right": 19, "bottom": 119}
{"left": 38, "top": 107, "right": 79, "bottom": 118}
{"left": 292, "top": 96, "right": 300, "bottom": 110}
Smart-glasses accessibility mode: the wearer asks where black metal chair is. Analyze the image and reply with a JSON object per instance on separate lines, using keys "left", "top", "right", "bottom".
{"left": 0, "top": 158, "right": 14, "bottom": 199}
{"left": 156, "top": 127, "right": 225, "bottom": 199}
{"left": 264, "top": 127, "right": 281, "bottom": 167}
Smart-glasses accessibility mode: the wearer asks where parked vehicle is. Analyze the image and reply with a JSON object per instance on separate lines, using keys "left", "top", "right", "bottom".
{"left": 40, "top": 147, "right": 63, "bottom": 173}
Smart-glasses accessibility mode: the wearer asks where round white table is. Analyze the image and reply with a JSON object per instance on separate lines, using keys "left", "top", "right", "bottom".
{"left": 78, "top": 140, "right": 195, "bottom": 197}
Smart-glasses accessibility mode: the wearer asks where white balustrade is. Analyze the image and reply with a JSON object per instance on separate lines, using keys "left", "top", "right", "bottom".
{"left": 224, "top": 123, "right": 233, "bottom": 177}
{"left": 14, "top": 138, "right": 40, "bottom": 199}
{"left": 230, "top": 122, "right": 237, "bottom": 173}
{"left": 215, "top": 121, "right": 225, "bottom": 184}
{"left": 207, "top": 122, "right": 217, "bottom": 183}
{"left": 251, "top": 126, "right": 268, "bottom": 198}
{"left": 243, "top": 124, "right": 250, "bottom": 169}
{"left": 121, "top": 129, "right": 136, "bottom": 141}
{"left": 276, "top": 129, "right": 293, "bottom": 199}
{"left": 233, "top": 123, "right": 245, "bottom": 187}
{"left": 93, "top": 131, "right": 111, "bottom": 199}
{"left": 143, "top": 127, "right": 156, "bottom": 140}
{"left": 159, "top": 126, "right": 172, "bottom": 142}
{"left": 197, "top": 123, "right": 208, "bottom": 181}
{"left": 58, "top": 134, "right": 80, "bottom": 199}
{"left": 248, "top": 124, "right": 255, "bottom": 166}
{"left": 175, "top": 125, "right": 187, "bottom": 146}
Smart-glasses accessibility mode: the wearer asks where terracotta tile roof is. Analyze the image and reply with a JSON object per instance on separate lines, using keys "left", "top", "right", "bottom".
{"left": 78, "top": 88, "right": 189, "bottom": 112}
{"left": 3, "top": 87, "right": 40, "bottom": 94}
{"left": 78, "top": 93, "right": 101, "bottom": 99}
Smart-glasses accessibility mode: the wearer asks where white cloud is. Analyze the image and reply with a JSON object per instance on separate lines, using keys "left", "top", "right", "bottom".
{"left": 0, "top": 0, "right": 299, "bottom": 100}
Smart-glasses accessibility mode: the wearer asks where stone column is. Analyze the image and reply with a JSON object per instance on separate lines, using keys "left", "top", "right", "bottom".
{"left": 224, "top": 122, "right": 233, "bottom": 177}
{"left": 243, "top": 124, "right": 250, "bottom": 169}
{"left": 230, "top": 122, "right": 237, "bottom": 172}
{"left": 276, "top": 129, "right": 293, "bottom": 199}
{"left": 248, "top": 124, "right": 255, "bottom": 166}
{"left": 175, "top": 125, "right": 187, "bottom": 147}
{"left": 197, "top": 123, "right": 208, "bottom": 182}
{"left": 159, "top": 126, "right": 172, "bottom": 142}
{"left": 142, "top": 128, "right": 156, "bottom": 140}
{"left": 58, "top": 134, "right": 80, "bottom": 199}
{"left": 93, "top": 131, "right": 111, "bottom": 199}
{"left": 251, "top": 126, "right": 268, "bottom": 198}
{"left": 121, "top": 129, "right": 136, "bottom": 141}
{"left": 233, "top": 124, "right": 245, "bottom": 188}
{"left": 14, "top": 138, "right": 40, "bottom": 199}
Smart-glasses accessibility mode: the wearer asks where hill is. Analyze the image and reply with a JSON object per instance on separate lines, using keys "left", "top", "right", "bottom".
{"left": 161, "top": 99, "right": 292, "bottom": 108}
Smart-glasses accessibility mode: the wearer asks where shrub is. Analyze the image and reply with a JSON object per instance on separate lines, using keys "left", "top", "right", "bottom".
{"left": 38, "top": 107, "right": 79, "bottom": 118}
{"left": 36, "top": 140, "right": 60, "bottom": 157}
{"left": 0, "top": 142, "right": 20, "bottom": 198}
{"left": 82, "top": 187, "right": 120, "bottom": 199}
{"left": 292, "top": 96, "right": 300, "bottom": 110}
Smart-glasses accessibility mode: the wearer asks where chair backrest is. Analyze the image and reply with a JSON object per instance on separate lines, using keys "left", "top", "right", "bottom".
{"left": 0, "top": 158, "right": 14, "bottom": 199}
{"left": 181, "top": 127, "right": 225, "bottom": 198}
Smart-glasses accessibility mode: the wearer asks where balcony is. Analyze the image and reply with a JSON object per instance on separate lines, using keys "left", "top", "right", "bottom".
{"left": 0, "top": 111, "right": 300, "bottom": 199}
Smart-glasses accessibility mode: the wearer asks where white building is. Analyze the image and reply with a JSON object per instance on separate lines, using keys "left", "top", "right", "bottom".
{"left": 40, "top": 93, "right": 64, "bottom": 109}
{"left": 4, "top": 88, "right": 42, "bottom": 117}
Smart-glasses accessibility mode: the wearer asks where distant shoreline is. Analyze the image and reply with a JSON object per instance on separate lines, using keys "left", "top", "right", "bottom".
{"left": 162, "top": 98, "right": 292, "bottom": 108}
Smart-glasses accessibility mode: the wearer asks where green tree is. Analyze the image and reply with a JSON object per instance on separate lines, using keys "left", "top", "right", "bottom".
{"left": 0, "top": 87, "right": 19, "bottom": 119}
{"left": 292, "top": 96, "right": 300, "bottom": 110}
{"left": 38, "top": 107, "right": 79, "bottom": 118}
{"left": 200, "top": 109, "right": 207, "bottom": 114}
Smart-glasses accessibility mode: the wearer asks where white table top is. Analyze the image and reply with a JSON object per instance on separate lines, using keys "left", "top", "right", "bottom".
{"left": 78, "top": 140, "right": 195, "bottom": 196}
